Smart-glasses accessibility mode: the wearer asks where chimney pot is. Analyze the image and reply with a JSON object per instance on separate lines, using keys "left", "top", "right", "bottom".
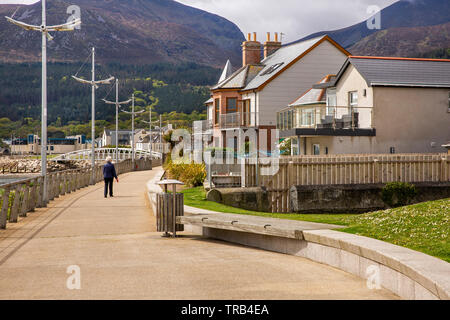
{"left": 247, "top": 33, "right": 251, "bottom": 41}
{"left": 242, "top": 32, "right": 262, "bottom": 67}
{"left": 263, "top": 32, "right": 282, "bottom": 59}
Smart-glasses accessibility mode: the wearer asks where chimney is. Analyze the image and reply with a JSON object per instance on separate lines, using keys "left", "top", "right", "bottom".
{"left": 264, "top": 32, "right": 282, "bottom": 59}
{"left": 242, "top": 32, "right": 262, "bottom": 67}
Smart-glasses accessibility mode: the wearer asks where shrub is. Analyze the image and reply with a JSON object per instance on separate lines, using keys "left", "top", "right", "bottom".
{"left": 180, "top": 163, "right": 206, "bottom": 187}
{"left": 381, "top": 182, "right": 417, "bottom": 207}
{"left": 166, "top": 161, "right": 206, "bottom": 187}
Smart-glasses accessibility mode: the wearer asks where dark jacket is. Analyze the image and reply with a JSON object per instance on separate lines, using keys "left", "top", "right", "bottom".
{"left": 103, "top": 162, "right": 117, "bottom": 179}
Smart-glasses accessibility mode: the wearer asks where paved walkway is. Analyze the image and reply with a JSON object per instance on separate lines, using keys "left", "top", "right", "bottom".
{"left": 0, "top": 169, "right": 398, "bottom": 299}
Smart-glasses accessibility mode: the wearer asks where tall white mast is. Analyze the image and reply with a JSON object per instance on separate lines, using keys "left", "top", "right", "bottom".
{"left": 103, "top": 79, "right": 131, "bottom": 165}
{"left": 121, "top": 94, "right": 144, "bottom": 168}
{"left": 72, "top": 48, "right": 114, "bottom": 184}
{"left": 6, "top": 0, "right": 81, "bottom": 205}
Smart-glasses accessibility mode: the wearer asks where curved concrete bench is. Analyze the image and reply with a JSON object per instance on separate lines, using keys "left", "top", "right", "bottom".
{"left": 179, "top": 213, "right": 449, "bottom": 300}
{"left": 146, "top": 168, "right": 449, "bottom": 300}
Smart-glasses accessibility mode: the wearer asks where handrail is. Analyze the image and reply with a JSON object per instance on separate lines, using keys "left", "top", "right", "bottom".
{"left": 0, "top": 158, "right": 153, "bottom": 229}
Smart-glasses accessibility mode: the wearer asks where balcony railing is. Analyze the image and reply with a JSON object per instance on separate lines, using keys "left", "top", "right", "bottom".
{"left": 219, "top": 112, "right": 257, "bottom": 129}
{"left": 193, "top": 119, "right": 213, "bottom": 133}
{"left": 277, "top": 106, "right": 373, "bottom": 131}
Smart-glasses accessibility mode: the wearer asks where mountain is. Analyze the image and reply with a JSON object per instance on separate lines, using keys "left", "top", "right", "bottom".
{"left": 349, "top": 22, "right": 450, "bottom": 58}
{"left": 296, "top": 0, "right": 450, "bottom": 56}
{"left": 0, "top": 0, "right": 245, "bottom": 67}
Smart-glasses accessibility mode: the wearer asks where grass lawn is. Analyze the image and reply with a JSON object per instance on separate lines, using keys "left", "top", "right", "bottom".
{"left": 182, "top": 187, "right": 450, "bottom": 262}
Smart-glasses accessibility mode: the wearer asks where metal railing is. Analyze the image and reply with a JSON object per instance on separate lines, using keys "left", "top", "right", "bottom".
{"left": 220, "top": 112, "right": 257, "bottom": 129}
{"left": 50, "top": 148, "right": 162, "bottom": 161}
{"left": 277, "top": 106, "right": 373, "bottom": 131}
{"left": 0, "top": 158, "right": 153, "bottom": 229}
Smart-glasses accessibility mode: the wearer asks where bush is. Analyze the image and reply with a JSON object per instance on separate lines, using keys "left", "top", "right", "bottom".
{"left": 381, "top": 182, "right": 417, "bottom": 207}
{"left": 165, "top": 160, "right": 206, "bottom": 187}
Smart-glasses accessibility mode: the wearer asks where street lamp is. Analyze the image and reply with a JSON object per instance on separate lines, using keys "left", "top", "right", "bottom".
{"left": 102, "top": 79, "right": 131, "bottom": 164}
{"left": 72, "top": 47, "right": 114, "bottom": 185}
{"left": 6, "top": 0, "right": 81, "bottom": 204}
{"left": 141, "top": 107, "right": 159, "bottom": 158}
{"left": 120, "top": 94, "right": 145, "bottom": 168}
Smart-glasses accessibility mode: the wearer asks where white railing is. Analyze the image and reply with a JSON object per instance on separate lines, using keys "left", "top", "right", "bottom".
{"left": 50, "top": 148, "right": 162, "bottom": 161}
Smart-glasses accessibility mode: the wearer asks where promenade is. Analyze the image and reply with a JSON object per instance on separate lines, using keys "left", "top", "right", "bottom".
{"left": 0, "top": 169, "right": 397, "bottom": 299}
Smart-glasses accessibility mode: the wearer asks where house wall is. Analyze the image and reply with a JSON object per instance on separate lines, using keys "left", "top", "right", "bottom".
{"left": 372, "top": 86, "right": 450, "bottom": 153}
{"left": 298, "top": 85, "right": 450, "bottom": 155}
{"left": 257, "top": 40, "right": 348, "bottom": 126}
{"left": 334, "top": 64, "right": 374, "bottom": 128}
{"left": 212, "top": 90, "right": 242, "bottom": 126}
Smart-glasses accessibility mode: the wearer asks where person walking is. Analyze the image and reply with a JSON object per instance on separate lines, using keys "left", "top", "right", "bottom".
{"left": 103, "top": 156, "right": 118, "bottom": 198}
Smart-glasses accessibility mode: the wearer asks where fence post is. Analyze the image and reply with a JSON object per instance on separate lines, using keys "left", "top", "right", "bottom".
{"left": 29, "top": 180, "right": 37, "bottom": 212}
{"left": 9, "top": 185, "right": 22, "bottom": 223}
{"left": 374, "top": 158, "right": 380, "bottom": 184}
{"left": 0, "top": 187, "right": 11, "bottom": 229}
{"left": 440, "top": 156, "right": 447, "bottom": 182}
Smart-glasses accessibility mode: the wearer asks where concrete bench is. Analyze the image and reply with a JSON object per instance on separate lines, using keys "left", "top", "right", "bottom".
{"left": 177, "top": 209, "right": 450, "bottom": 300}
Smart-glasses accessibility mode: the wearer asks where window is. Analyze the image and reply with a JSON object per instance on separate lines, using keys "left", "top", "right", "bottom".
{"left": 327, "top": 89, "right": 337, "bottom": 116}
{"left": 313, "top": 144, "right": 320, "bottom": 155}
{"left": 214, "top": 98, "right": 220, "bottom": 124}
{"left": 300, "top": 108, "right": 315, "bottom": 126}
{"left": 226, "top": 98, "right": 237, "bottom": 113}
{"left": 242, "top": 100, "right": 251, "bottom": 126}
{"left": 260, "top": 62, "right": 284, "bottom": 76}
{"left": 349, "top": 91, "right": 358, "bottom": 113}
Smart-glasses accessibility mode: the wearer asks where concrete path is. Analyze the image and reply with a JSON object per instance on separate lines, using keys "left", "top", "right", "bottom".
{"left": 0, "top": 169, "right": 398, "bottom": 300}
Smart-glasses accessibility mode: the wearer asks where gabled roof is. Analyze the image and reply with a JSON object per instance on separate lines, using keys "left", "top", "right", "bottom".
{"left": 289, "top": 75, "right": 333, "bottom": 107}
{"left": 218, "top": 60, "right": 233, "bottom": 84}
{"left": 204, "top": 97, "right": 213, "bottom": 105}
{"left": 212, "top": 35, "right": 349, "bottom": 93}
{"left": 211, "top": 64, "right": 264, "bottom": 90}
{"left": 242, "top": 35, "right": 350, "bottom": 91}
{"left": 331, "top": 56, "right": 450, "bottom": 88}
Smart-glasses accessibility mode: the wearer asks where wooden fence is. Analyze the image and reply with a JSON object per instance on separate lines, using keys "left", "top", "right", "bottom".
{"left": 0, "top": 158, "right": 153, "bottom": 229}
{"left": 244, "top": 153, "right": 450, "bottom": 213}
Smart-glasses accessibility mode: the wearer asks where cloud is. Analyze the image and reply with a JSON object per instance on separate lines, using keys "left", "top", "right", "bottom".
{"left": 176, "top": 0, "right": 398, "bottom": 42}
{"left": 0, "top": 0, "right": 37, "bottom": 4}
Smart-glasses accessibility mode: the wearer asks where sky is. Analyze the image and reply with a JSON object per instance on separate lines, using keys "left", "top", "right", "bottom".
{"left": 1, "top": 0, "right": 399, "bottom": 43}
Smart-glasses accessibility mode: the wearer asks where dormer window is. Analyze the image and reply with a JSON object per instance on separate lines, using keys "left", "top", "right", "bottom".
{"left": 260, "top": 62, "right": 284, "bottom": 76}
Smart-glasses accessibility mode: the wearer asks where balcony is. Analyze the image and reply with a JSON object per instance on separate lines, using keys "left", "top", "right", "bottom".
{"left": 278, "top": 106, "right": 376, "bottom": 137}
{"left": 219, "top": 112, "right": 257, "bottom": 129}
{"left": 193, "top": 119, "right": 213, "bottom": 133}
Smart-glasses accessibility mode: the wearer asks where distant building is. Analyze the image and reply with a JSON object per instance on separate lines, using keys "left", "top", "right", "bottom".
{"left": 10, "top": 134, "right": 87, "bottom": 155}
{"left": 101, "top": 129, "right": 148, "bottom": 148}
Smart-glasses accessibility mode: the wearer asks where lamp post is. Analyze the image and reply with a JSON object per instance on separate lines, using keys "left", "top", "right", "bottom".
{"left": 72, "top": 48, "right": 114, "bottom": 185}
{"left": 120, "top": 94, "right": 144, "bottom": 168}
{"left": 102, "top": 79, "right": 131, "bottom": 164}
{"left": 6, "top": 0, "right": 81, "bottom": 204}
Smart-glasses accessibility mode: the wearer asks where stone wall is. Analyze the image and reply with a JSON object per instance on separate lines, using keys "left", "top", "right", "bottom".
{"left": 290, "top": 182, "right": 450, "bottom": 214}
{"left": 207, "top": 187, "right": 270, "bottom": 212}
